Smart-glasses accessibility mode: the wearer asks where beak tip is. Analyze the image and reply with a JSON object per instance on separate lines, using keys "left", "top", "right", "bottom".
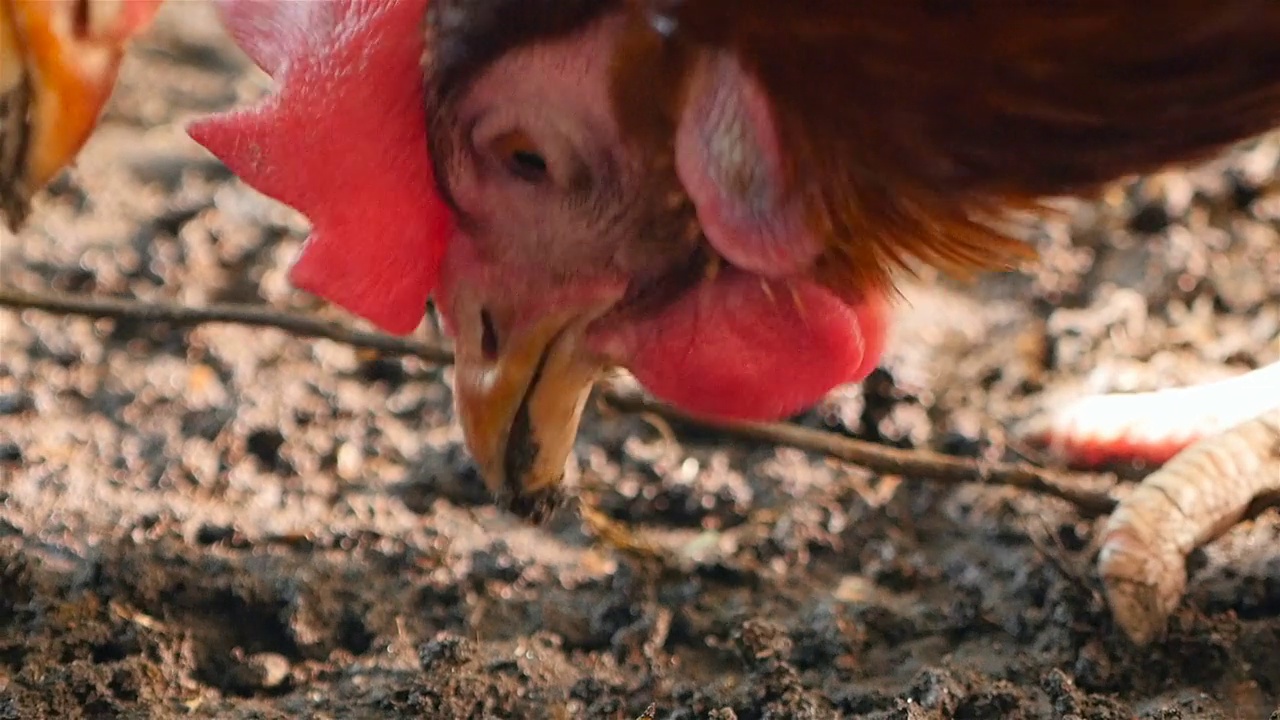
{"left": 494, "top": 485, "right": 564, "bottom": 524}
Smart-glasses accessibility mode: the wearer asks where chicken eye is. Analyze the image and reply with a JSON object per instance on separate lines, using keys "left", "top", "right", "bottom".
{"left": 491, "top": 130, "right": 549, "bottom": 184}
{"left": 509, "top": 150, "right": 548, "bottom": 179}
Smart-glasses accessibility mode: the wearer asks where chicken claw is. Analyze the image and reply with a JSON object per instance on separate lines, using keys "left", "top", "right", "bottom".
{"left": 1020, "top": 361, "right": 1280, "bottom": 642}
{"left": 1097, "top": 410, "right": 1280, "bottom": 645}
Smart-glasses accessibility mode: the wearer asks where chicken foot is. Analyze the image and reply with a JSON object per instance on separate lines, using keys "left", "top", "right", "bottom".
{"left": 1099, "top": 410, "right": 1279, "bottom": 645}
{"left": 1027, "top": 361, "right": 1280, "bottom": 644}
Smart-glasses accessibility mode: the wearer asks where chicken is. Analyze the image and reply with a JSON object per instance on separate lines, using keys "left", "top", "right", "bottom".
{"left": 0, "top": 0, "right": 161, "bottom": 230}
{"left": 190, "top": 0, "right": 1280, "bottom": 639}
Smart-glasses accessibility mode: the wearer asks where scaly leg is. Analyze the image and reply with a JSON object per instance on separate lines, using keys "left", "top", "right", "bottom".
{"left": 1025, "top": 361, "right": 1280, "bottom": 644}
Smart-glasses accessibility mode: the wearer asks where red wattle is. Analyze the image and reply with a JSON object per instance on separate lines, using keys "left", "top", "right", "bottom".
{"left": 609, "top": 271, "right": 888, "bottom": 421}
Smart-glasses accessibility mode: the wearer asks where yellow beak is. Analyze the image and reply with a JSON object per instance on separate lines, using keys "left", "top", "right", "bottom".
{"left": 1, "top": 0, "right": 161, "bottom": 229}
{"left": 447, "top": 288, "right": 615, "bottom": 521}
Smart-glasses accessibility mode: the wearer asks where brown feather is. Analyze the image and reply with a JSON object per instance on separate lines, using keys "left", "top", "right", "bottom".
{"left": 611, "top": 0, "right": 1280, "bottom": 296}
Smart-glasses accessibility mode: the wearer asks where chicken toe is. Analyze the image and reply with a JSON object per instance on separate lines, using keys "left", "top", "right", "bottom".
{"left": 1097, "top": 410, "right": 1279, "bottom": 645}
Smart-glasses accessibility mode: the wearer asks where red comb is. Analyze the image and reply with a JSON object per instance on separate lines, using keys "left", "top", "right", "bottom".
{"left": 188, "top": 0, "right": 452, "bottom": 335}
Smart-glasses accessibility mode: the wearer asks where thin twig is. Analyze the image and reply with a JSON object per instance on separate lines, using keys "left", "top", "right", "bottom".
{"left": 1, "top": 286, "right": 1121, "bottom": 514}
{"left": 0, "top": 286, "right": 455, "bottom": 365}
{"left": 600, "top": 390, "right": 1120, "bottom": 515}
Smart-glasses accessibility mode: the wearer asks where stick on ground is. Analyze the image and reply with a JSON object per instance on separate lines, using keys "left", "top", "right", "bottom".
{"left": 0, "top": 285, "right": 1121, "bottom": 515}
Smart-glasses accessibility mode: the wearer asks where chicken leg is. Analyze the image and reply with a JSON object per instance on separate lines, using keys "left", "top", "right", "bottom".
{"left": 1027, "top": 360, "right": 1280, "bottom": 644}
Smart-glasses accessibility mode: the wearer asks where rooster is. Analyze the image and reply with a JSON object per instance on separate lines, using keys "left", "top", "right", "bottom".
{"left": 0, "top": 0, "right": 161, "bottom": 230}
{"left": 190, "top": 1, "right": 1279, "bottom": 641}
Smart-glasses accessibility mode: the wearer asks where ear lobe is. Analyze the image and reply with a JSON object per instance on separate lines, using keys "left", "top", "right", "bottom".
{"left": 673, "top": 52, "right": 823, "bottom": 277}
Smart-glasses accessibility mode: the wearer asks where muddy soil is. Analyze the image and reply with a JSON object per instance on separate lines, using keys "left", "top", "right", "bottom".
{"left": 1, "top": 6, "right": 1278, "bottom": 719}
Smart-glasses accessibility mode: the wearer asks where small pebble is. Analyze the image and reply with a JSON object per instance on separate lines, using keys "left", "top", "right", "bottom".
{"left": 227, "top": 651, "right": 291, "bottom": 692}
{"left": 335, "top": 441, "right": 364, "bottom": 480}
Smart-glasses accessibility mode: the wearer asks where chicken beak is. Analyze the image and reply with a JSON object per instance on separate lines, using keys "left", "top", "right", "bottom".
{"left": 451, "top": 304, "right": 610, "bottom": 522}
{"left": 1, "top": 0, "right": 161, "bottom": 229}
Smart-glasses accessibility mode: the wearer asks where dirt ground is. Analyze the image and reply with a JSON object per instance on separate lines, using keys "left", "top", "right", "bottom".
{"left": 2, "top": 6, "right": 1279, "bottom": 719}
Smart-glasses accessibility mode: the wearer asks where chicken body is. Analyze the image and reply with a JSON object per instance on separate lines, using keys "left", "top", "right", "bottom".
{"left": 190, "top": 0, "right": 1280, "bottom": 643}
{"left": 0, "top": 0, "right": 161, "bottom": 230}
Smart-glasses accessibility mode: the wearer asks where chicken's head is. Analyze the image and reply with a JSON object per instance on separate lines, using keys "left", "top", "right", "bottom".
{"left": 191, "top": 0, "right": 888, "bottom": 519}
{"left": 1, "top": 0, "right": 162, "bottom": 229}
